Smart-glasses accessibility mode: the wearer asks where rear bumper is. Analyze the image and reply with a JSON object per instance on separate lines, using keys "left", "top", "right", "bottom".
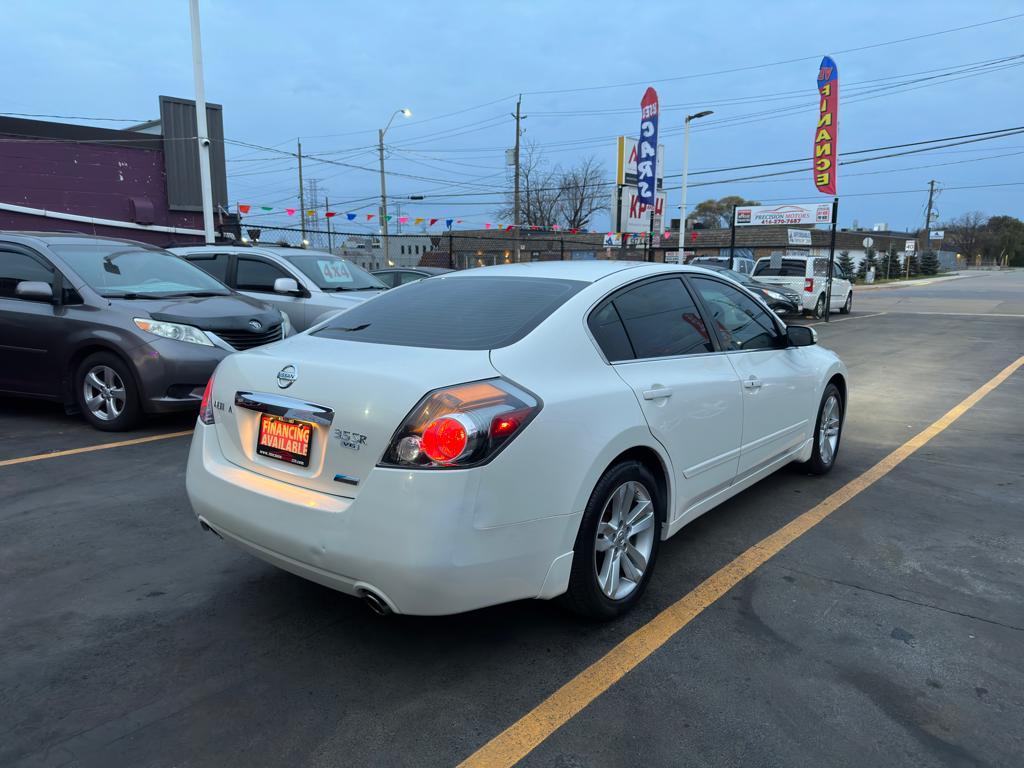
{"left": 185, "top": 423, "right": 581, "bottom": 615}
{"left": 129, "top": 339, "right": 229, "bottom": 413}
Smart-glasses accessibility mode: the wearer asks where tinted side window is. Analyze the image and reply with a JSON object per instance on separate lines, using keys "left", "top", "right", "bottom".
{"left": 612, "top": 278, "right": 713, "bottom": 359}
{"left": 690, "top": 277, "right": 781, "bottom": 352}
{"left": 588, "top": 301, "right": 634, "bottom": 362}
{"left": 186, "top": 253, "right": 230, "bottom": 283}
{"left": 0, "top": 250, "right": 53, "bottom": 299}
{"left": 236, "top": 257, "right": 288, "bottom": 291}
{"left": 397, "top": 271, "right": 425, "bottom": 285}
{"left": 375, "top": 272, "right": 398, "bottom": 288}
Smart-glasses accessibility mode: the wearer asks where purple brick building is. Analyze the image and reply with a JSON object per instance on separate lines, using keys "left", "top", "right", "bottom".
{"left": 0, "top": 96, "right": 236, "bottom": 247}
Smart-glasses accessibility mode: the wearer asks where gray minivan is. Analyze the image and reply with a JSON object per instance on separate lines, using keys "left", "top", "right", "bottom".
{"left": 0, "top": 233, "right": 289, "bottom": 430}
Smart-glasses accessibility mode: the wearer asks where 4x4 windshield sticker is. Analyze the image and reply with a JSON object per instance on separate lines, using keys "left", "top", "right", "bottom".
{"left": 317, "top": 259, "right": 354, "bottom": 284}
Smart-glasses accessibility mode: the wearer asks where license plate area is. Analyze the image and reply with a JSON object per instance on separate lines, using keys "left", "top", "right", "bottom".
{"left": 256, "top": 413, "right": 313, "bottom": 467}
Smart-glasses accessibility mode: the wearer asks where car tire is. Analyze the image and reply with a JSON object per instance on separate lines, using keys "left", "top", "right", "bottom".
{"left": 75, "top": 352, "right": 142, "bottom": 431}
{"left": 840, "top": 292, "right": 852, "bottom": 314}
{"left": 800, "top": 383, "right": 843, "bottom": 475}
{"left": 813, "top": 293, "right": 827, "bottom": 319}
{"left": 563, "top": 460, "right": 663, "bottom": 620}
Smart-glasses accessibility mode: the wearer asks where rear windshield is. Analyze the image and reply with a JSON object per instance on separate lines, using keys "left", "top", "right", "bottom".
{"left": 313, "top": 275, "right": 586, "bottom": 350}
{"left": 752, "top": 259, "right": 808, "bottom": 277}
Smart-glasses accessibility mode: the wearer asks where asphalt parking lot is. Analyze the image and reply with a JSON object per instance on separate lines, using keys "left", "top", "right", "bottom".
{"left": 2, "top": 270, "right": 1022, "bottom": 768}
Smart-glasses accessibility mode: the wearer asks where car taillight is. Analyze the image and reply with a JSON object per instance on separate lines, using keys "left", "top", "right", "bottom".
{"left": 804, "top": 278, "right": 814, "bottom": 293}
{"left": 381, "top": 378, "right": 541, "bottom": 469}
{"left": 199, "top": 375, "right": 215, "bottom": 425}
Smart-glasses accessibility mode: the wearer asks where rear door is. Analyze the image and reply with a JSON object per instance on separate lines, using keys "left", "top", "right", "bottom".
{"left": 688, "top": 275, "right": 816, "bottom": 477}
{"left": 591, "top": 276, "right": 743, "bottom": 520}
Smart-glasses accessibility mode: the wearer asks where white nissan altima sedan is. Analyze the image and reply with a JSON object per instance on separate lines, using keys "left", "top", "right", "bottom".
{"left": 186, "top": 261, "right": 847, "bottom": 618}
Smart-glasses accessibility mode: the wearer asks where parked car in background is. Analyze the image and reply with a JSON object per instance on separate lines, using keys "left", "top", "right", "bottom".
{"left": 0, "top": 233, "right": 289, "bottom": 430}
{"left": 752, "top": 255, "right": 853, "bottom": 318}
{"left": 371, "top": 266, "right": 453, "bottom": 288}
{"left": 173, "top": 245, "right": 386, "bottom": 331}
{"left": 697, "top": 264, "right": 802, "bottom": 315}
{"left": 689, "top": 255, "right": 755, "bottom": 275}
{"left": 187, "top": 261, "right": 847, "bottom": 618}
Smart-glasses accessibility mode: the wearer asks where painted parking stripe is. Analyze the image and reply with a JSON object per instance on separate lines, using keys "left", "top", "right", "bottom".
{"left": 459, "top": 355, "right": 1024, "bottom": 768}
{"left": 0, "top": 430, "right": 193, "bottom": 468}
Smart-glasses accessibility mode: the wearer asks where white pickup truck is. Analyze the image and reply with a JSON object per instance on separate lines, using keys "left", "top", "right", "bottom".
{"left": 751, "top": 255, "right": 853, "bottom": 318}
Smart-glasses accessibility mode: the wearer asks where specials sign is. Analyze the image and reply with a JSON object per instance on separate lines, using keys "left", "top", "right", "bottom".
{"left": 735, "top": 203, "right": 833, "bottom": 227}
{"left": 637, "top": 87, "right": 660, "bottom": 206}
{"left": 814, "top": 56, "right": 839, "bottom": 195}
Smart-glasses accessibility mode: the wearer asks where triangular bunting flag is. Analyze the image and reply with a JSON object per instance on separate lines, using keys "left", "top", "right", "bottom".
{"left": 238, "top": 204, "right": 251, "bottom": 214}
{"left": 398, "top": 216, "right": 409, "bottom": 224}
{"left": 261, "top": 206, "right": 272, "bottom": 211}
{"left": 285, "top": 208, "right": 296, "bottom": 216}
{"left": 366, "top": 214, "right": 375, "bottom": 221}
{"left": 445, "top": 218, "right": 453, "bottom": 229}
{"left": 325, "top": 211, "right": 337, "bottom": 218}
{"left": 456, "top": 219, "right": 463, "bottom": 224}
{"left": 346, "top": 213, "right": 356, "bottom": 221}
{"left": 429, "top": 218, "right": 438, "bottom": 226}
{"left": 414, "top": 217, "right": 424, "bottom": 225}
{"left": 306, "top": 210, "right": 315, "bottom": 217}
{"left": 485, "top": 223, "right": 492, "bottom": 229}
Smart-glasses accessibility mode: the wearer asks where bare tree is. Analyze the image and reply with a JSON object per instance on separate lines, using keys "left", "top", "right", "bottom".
{"left": 557, "top": 156, "right": 606, "bottom": 231}
{"left": 943, "top": 211, "right": 988, "bottom": 262}
{"left": 498, "top": 142, "right": 561, "bottom": 229}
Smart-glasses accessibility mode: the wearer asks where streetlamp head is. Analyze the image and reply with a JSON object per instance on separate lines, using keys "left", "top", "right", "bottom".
{"left": 688, "top": 110, "right": 714, "bottom": 122}
{"left": 401, "top": 108, "right": 412, "bottom": 118}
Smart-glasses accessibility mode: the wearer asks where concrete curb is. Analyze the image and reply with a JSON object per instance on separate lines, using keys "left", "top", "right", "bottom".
{"left": 856, "top": 273, "right": 970, "bottom": 292}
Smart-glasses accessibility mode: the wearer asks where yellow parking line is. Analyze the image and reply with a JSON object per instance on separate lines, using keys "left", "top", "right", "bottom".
{"left": 0, "top": 430, "right": 193, "bottom": 468}
{"left": 459, "top": 355, "right": 1024, "bottom": 768}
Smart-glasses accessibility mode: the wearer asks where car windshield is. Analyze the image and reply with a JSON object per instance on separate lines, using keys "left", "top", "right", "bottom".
{"left": 702, "top": 265, "right": 754, "bottom": 284}
{"left": 753, "top": 259, "right": 808, "bottom": 277}
{"left": 49, "top": 243, "right": 230, "bottom": 298}
{"left": 314, "top": 275, "right": 586, "bottom": 350}
{"left": 283, "top": 252, "right": 386, "bottom": 291}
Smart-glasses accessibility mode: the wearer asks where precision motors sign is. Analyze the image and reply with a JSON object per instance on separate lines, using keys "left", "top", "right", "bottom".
{"left": 735, "top": 203, "right": 834, "bottom": 227}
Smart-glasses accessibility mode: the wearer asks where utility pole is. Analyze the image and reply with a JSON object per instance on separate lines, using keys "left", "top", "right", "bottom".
{"left": 378, "top": 127, "right": 389, "bottom": 268}
{"left": 512, "top": 95, "right": 523, "bottom": 262}
{"left": 188, "top": 0, "right": 215, "bottom": 244}
{"left": 916, "top": 179, "right": 937, "bottom": 278}
{"left": 297, "top": 139, "right": 306, "bottom": 243}
{"left": 325, "top": 196, "right": 333, "bottom": 254}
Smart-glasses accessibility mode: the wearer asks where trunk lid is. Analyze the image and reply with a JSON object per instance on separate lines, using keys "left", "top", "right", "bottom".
{"left": 208, "top": 334, "right": 497, "bottom": 497}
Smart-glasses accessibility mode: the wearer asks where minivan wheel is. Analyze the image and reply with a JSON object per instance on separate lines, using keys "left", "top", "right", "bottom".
{"left": 840, "top": 292, "right": 852, "bottom": 314}
{"left": 563, "top": 460, "right": 663, "bottom": 620}
{"left": 800, "top": 383, "right": 843, "bottom": 475}
{"left": 75, "top": 353, "right": 141, "bottom": 431}
{"left": 813, "top": 293, "right": 827, "bottom": 319}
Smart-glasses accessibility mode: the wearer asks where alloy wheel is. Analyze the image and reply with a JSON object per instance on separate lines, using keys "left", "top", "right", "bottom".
{"left": 83, "top": 365, "right": 127, "bottom": 422}
{"left": 818, "top": 394, "right": 841, "bottom": 466}
{"left": 594, "top": 481, "right": 655, "bottom": 600}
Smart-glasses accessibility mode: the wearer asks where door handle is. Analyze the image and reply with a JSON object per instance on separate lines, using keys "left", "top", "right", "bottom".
{"left": 743, "top": 377, "right": 763, "bottom": 390}
{"left": 643, "top": 388, "right": 673, "bottom": 400}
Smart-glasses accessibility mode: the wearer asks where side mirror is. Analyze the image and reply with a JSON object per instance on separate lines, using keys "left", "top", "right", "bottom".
{"left": 16, "top": 281, "right": 54, "bottom": 302}
{"left": 273, "top": 277, "right": 300, "bottom": 294}
{"left": 786, "top": 325, "right": 817, "bottom": 347}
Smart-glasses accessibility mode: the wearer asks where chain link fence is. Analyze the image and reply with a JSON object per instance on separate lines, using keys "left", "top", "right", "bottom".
{"left": 236, "top": 225, "right": 671, "bottom": 271}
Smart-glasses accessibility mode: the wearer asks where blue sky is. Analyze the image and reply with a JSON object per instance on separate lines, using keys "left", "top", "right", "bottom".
{"left": 3, "top": 0, "right": 1023, "bottom": 234}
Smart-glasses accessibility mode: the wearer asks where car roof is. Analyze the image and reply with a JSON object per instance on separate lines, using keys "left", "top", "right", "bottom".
{"left": 0, "top": 231, "right": 163, "bottom": 249}
{"left": 443, "top": 260, "right": 668, "bottom": 283}
{"left": 375, "top": 266, "right": 452, "bottom": 275}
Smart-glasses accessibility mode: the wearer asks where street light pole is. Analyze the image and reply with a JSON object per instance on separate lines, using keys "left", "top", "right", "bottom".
{"left": 378, "top": 108, "right": 412, "bottom": 269}
{"left": 678, "top": 110, "right": 713, "bottom": 260}
{"left": 188, "top": 0, "right": 215, "bottom": 244}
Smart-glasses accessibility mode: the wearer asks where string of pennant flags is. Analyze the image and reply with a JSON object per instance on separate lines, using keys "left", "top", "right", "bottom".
{"left": 233, "top": 204, "right": 674, "bottom": 239}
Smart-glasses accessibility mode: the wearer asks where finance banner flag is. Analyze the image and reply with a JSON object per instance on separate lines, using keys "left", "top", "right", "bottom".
{"left": 637, "top": 87, "right": 660, "bottom": 206}
{"left": 814, "top": 56, "right": 839, "bottom": 196}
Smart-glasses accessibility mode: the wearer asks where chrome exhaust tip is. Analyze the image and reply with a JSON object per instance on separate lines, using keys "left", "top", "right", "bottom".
{"left": 199, "top": 520, "right": 223, "bottom": 539}
{"left": 361, "top": 590, "right": 391, "bottom": 617}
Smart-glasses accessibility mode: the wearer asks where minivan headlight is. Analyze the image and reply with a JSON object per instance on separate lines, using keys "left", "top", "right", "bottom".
{"left": 134, "top": 318, "right": 214, "bottom": 346}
